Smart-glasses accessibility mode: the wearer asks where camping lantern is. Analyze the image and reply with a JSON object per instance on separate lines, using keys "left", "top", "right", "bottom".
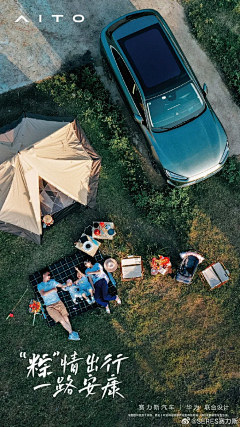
{"left": 42, "top": 215, "right": 54, "bottom": 226}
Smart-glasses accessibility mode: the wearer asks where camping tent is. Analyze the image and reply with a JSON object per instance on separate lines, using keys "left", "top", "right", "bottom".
{"left": 0, "top": 113, "right": 101, "bottom": 244}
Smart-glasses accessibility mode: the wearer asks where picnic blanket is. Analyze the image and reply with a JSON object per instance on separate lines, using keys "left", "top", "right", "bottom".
{"left": 29, "top": 250, "right": 117, "bottom": 327}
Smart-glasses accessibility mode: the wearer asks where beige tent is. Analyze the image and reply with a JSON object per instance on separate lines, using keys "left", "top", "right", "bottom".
{"left": 0, "top": 113, "right": 101, "bottom": 244}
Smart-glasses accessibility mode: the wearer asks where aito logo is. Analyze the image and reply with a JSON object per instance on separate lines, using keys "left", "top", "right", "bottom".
{"left": 181, "top": 418, "right": 190, "bottom": 425}
{"left": 15, "top": 15, "right": 85, "bottom": 23}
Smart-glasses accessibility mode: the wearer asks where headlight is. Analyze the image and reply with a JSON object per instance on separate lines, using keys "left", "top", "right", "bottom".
{"left": 164, "top": 169, "right": 188, "bottom": 181}
{"left": 219, "top": 143, "right": 229, "bottom": 164}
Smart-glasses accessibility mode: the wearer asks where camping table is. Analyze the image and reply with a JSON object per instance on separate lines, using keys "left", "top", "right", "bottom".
{"left": 75, "top": 233, "right": 101, "bottom": 256}
{"left": 92, "top": 222, "right": 116, "bottom": 240}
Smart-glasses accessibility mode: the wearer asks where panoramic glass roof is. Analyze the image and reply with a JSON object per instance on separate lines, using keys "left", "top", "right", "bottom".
{"left": 118, "top": 23, "right": 189, "bottom": 97}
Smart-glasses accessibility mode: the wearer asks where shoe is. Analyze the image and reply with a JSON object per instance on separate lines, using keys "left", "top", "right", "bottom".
{"left": 116, "top": 296, "right": 121, "bottom": 305}
{"left": 106, "top": 306, "right": 111, "bottom": 314}
{"left": 73, "top": 331, "right": 80, "bottom": 338}
{"left": 86, "top": 298, "right": 91, "bottom": 304}
{"left": 68, "top": 331, "right": 80, "bottom": 341}
{"left": 91, "top": 296, "right": 95, "bottom": 303}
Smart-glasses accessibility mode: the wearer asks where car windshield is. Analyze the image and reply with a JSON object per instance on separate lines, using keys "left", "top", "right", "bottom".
{"left": 147, "top": 82, "right": 204, "bottom": 129}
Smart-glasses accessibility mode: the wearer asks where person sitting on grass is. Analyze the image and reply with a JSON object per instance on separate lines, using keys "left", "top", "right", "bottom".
{"left": 63, "top": 268, "right": 95, "bottom": 305}
{"left": 37, "top": 270, "right": 80, "bottom": 341}
{"left": 84, "top": 260, "right": 121, "bottom": 314}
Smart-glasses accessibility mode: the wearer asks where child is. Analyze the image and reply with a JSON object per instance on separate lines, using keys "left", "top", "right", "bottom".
{"left": 74, "top": 267, "right": 95, "bottom": 304}
{"left": 63, "top": 269, "right": 95, "bottom": 305}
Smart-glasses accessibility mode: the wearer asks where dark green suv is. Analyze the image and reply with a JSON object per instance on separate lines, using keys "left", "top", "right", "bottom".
{"left": 100, "top": 9, "right": 229, "bottom": 186}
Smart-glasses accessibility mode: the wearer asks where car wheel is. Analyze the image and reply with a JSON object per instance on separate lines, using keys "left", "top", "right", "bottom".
{"left": 148, "top": 150, "right": 160, "bottom": 172}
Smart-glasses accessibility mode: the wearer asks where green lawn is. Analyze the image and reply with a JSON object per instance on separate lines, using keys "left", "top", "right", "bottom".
{"left": 0, "top": 68, "right": 239, "bottom": 427}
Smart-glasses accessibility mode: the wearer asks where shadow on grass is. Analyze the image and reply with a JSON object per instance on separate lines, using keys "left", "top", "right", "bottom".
{"left": 0, "top": 51, "right": 93, "bottom": 129}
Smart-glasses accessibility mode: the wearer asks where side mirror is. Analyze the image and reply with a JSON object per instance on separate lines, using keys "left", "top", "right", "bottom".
{"left": 134, "top": 114, "right": 143, "bottom": 124}
{"left": 203, "top": 83, "right": 208, "bottom": 97}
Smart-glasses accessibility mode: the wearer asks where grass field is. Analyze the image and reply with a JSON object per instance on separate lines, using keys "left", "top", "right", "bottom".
{"left": 181, "top": 0, "right": 240, "bottom": 105}
{"left": 0, "top": 65, "right": 239, "bottom": 427}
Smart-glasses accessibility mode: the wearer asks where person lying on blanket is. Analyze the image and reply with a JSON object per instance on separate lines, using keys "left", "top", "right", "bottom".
{"left": 84, "top": 260, "right": 121, "bottom": 314}
{"left": 38, "top": 270, "right": 80, "bottom": 341}
{"left": 63, "top": 268, "right": 95, "bottom": 305}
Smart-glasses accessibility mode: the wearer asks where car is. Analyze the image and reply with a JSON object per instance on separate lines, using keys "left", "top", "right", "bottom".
{"left": 100, "top": 9, "right": 229, "bottom": 187}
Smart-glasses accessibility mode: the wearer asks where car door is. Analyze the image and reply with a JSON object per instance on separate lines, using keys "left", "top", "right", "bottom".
{"left": 132, "top": 84, "right": 159, "bottom": 161}
{"left": 111, "top": 47, "right": 158, "bottom": 161}
{"left": 111, "top": 48, "right": 141, "bottom": 114}
{"left": 112, "top": 49, "right": 152, "bottom": 128}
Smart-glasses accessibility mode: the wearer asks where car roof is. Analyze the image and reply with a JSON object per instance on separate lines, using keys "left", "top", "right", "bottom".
{"left": 113, "top": 14, "right": 189, "bottom": 97}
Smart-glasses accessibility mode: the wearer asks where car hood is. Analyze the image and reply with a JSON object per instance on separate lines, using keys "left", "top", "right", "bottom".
{"left": 152, "top": 107, "right": 227, "bottom": 178}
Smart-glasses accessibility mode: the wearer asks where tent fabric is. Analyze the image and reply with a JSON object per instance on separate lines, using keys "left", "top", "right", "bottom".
{"left": 72, "top": 121, "right": 101, "bottom": 208}
{"left": 0, "top": 220, "right": 41, "bottom": 244}
{"left": 0, "top": 113, "right": 101, "bottom": 244}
